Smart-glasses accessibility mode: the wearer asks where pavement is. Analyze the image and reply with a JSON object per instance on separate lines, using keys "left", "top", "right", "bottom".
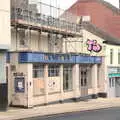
{"left": 1, "top": 98, "right": 120, "bottom": 120}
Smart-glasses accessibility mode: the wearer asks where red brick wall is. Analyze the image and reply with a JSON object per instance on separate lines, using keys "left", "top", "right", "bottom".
{"left": 68, "top": 0, "right": 120, "bottom": 38}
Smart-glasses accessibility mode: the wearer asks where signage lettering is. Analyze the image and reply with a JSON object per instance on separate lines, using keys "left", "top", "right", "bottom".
{"left": 87, "top": 39, "right": 102, "bottom": 52}
{"left": 44, "top": 54, "right": 71, "bottom": 61}
{"left": 13, "top": 72, "right": 24, "bottom": 77}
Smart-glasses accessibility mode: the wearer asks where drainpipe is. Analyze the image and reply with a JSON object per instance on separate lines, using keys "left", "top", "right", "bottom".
{"left": 119, "top": 0, "right": 120, "bottom": 9}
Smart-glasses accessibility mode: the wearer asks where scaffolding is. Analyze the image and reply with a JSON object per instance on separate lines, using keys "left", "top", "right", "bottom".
{"left": 11, "top": 0, "right": 83, "bottom": 53}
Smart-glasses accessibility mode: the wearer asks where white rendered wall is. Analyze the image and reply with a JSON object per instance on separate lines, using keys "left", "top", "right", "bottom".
{"left": 11, "top": 30, "right": 49, "bottom": 52}
{"left": 63, "top": 29, "right": 105, "bottom": 56}
{"left": 0, "top": 1, "right": 10, "bottom": 49}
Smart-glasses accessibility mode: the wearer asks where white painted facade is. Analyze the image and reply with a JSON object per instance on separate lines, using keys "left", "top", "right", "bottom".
{"left": 11, "top": 29, "right": 49, "bottom": 52}
{"left": 63, "top": 30, "right": 105, "bottom": 56}
{"left": 105, "top": 44, "right": 120, "bottom": 98}
{"left": 8, "top": 27, "right": 108, "bottom": 107}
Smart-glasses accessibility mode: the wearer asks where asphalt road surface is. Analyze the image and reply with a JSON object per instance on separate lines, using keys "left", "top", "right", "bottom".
{"left": 23, "top": 107, "right": 120, "bottom": 120}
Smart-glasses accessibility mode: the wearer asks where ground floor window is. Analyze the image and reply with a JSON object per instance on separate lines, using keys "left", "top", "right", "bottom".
{"left": 33, "top": 64, "right": 44, "bottom": 78}
{"left": 33, "top": 64, "right": 44, "bottom": 96}
{"left": 109, "top": 78, "right": 115, "bottom": 88}
{"left": 63, "top": 65, "right": 73, "bottom": 91}
{"left": 48, "top": 65, "right": 60, "bottom": 77}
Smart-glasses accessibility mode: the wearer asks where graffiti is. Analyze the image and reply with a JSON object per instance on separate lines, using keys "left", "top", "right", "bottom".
{"left": 48, "top": 81, "right": 56, "bottom": 88}
{"left": 86, "top": 39, "right": 102, "bottom": 52}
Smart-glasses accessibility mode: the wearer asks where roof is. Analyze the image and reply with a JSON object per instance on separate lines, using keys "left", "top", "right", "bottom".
{"left": 96, "top": 0, "right": 120, "bottom": 14}
{"left": 82, "top": 22, "right": 120, "bottom": 45}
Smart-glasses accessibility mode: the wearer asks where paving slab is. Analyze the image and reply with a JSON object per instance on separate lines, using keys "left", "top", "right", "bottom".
{"left": 0, "top": 98, "right": 120, "bottom": 120}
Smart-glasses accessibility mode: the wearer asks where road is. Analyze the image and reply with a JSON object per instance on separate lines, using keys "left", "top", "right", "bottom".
{"left": 23, "top": 107, "right": 120, "bottom": 120}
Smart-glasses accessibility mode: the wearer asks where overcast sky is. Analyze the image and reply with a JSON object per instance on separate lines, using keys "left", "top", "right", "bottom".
{"left": 60, "top": 0, "right": 119, "bottom": 9}
{"left": 31, "top": 0, "right": 119, "bottom": 17}
{"left": 39, "top": 0, "right": 119, "bottom": 9}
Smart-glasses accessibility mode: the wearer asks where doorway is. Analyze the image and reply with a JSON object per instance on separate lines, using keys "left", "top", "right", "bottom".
{"left": 63, "top": 65, "right": 73, "bottom": 91}
{"left": 108, "top": 78, "right": 115, "bottom": 98}
{"left": 80, "top": 66, "right": 88, "bottom": 97}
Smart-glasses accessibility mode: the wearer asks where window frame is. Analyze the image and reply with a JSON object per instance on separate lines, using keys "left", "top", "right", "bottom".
{"left": 33, "top": 64, "right": 44, "bottom": 78}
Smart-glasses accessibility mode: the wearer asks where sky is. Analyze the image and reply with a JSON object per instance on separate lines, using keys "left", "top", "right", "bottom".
{"left": 105, "top": 0, "right": 119, "bottom": 8}
{"left": 38, "top": 0, "right": 119, "bottom": 10}
{"left": 30, "top": 0, "right": 119, "bottom": 17}
{"left": 60, "top": 0, "right": 119, "bottom": 9}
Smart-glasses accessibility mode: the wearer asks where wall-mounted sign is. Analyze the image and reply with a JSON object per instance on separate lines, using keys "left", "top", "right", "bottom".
{"left": 14, "top": 76, "right": 25, "bottom": 93}
{"left": 18, "top": 52, "right": 102, "bottom": 64}
{"left": 44, "top": 54, "right": 72, "bottom": 61}
{"left": 108, "top": 67, "right": 120, "bottom": 74}
{"left": 13, "top": 72, "right": 24, "bottom": 77}
{"left": 108, "top": 73, "right": 120, "bottom": 78}
{"left": 86, "top": 39, "right": 102, "bottom": 52}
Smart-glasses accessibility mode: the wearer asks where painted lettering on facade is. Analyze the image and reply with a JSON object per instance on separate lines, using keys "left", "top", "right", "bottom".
{"left": 44, "top": 54, "right": 71, "bottom": 61}
{"left": 86, "top": 39, "right": 102, "bottom": 52}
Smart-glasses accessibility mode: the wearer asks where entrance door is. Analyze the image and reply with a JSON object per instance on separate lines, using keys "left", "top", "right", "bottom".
{"left": 108, "top": 78, "right": 115, "bottom": 98}
{"left": 80, "top": 66, "right": 88, "bottom": 97}
{"left": 63, "top": 66, "right": 72, "bottom": 91}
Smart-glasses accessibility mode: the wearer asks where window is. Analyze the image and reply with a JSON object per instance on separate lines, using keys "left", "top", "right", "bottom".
{"left": 19, "top": 29, "right": 28, "bottom": 47}
{"left": 109, "top": 78, "right": 112, "bottom": 88}
{"left": 118, "top": 49, "right": 120, "bottom": 64}
{"left": 33, "top": 64, "right": 44, "bottom": 78}
{"left": 110, "top": 49, "right": 113, "bottom": 64}
{"left": 48, "top": 65, "right": 60, "bottom": 77}
{"left": 109, "top": 78, "right": 114, "bottom": 88}
{"left": 84, "top": 78, "right": 87, "bottom": 86}
{"left": 63, "top": 66, "right": 73, "bottom": 91}
{"left": 33, "top": 64, "right": 44, "bottom": 96}
{"left": 112, "top": 78, "right": 114, "bottom": 87}
{"left": 81, "top": 78, "right": 84, "bottom": 86}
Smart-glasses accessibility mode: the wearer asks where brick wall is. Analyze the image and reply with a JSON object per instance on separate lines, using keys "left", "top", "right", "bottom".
{"left": 68, "top": 0, "right": 120, "bottom": 38}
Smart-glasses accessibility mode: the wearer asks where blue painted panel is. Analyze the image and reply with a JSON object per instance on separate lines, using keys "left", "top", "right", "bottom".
{"left": 18, "top": 52, "right": 102, "bottom": 64}
{"left": 94, "top": 56, "right": 102, "bottom": 63}
{"left": 15, "top": 76, "right": 25, "bottom": 93}
{"left": 31, "top": 53, "right": 45, "bottom": 63}
{"left": 19, "top": 52, "right": 76, "bottom": 63}
{"left": 76, "top": 56, "right": 102, "bottom": 64}
{"left": 19, "top": 52, "right": 28, "bottom": 63}
{"left": 43, "top": 53, "right": 76, "bottom": 63}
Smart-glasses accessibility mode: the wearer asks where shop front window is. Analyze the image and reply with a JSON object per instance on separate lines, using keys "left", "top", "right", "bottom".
{"left": 48, "top": 65, "right": 60, "bottom": 77}
{"left": 109, "top": 78, "right": 114, "bottom": 88}
{"left": 109, "top": 78, "right": 112, "bottom": 88}
{"left": 33, "top": 64, "right": 44, "bottom": 96}
{"left": 33, "top": 64, "right": 44, "bottom": 78}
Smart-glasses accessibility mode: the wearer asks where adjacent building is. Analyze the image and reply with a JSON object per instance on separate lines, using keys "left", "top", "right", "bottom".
{"left": 67, "top": 0, "right": 120, "bottom": 38}
{"left": 0, "top": 1, "right": 11, "bottom": 110}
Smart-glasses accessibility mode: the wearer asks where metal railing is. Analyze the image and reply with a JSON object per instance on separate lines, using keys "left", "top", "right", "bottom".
{"left": 11, "top": 8, "right": 81, "bottom": 33}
